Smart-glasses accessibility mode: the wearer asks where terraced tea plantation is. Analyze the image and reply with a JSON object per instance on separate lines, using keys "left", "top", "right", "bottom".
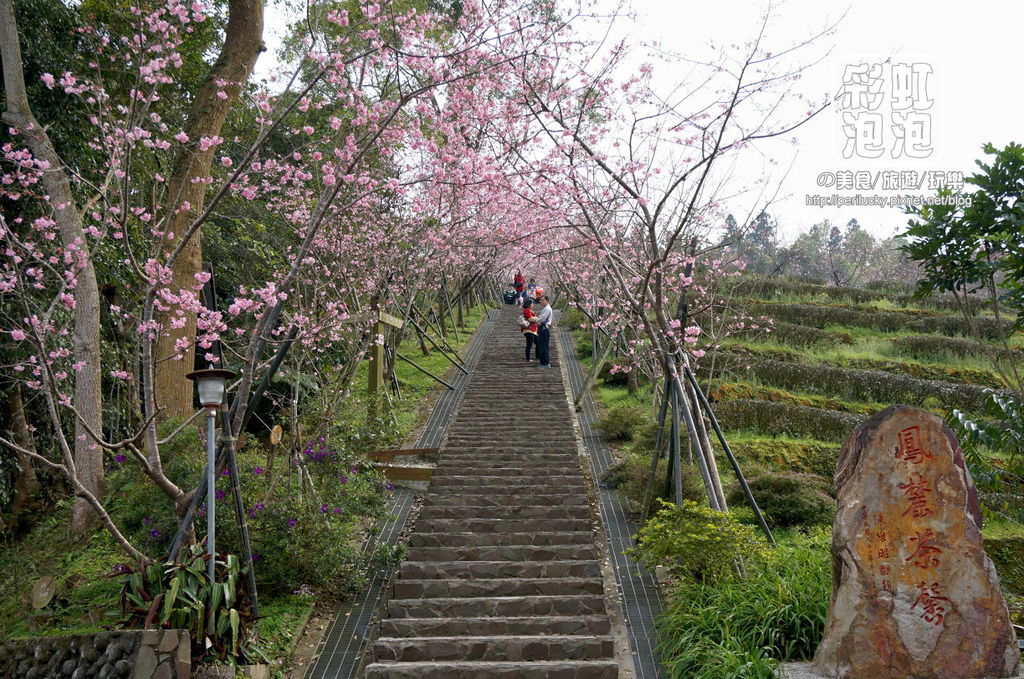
{"left": 572, "top": 273, "right": 1024, "bottom": 675}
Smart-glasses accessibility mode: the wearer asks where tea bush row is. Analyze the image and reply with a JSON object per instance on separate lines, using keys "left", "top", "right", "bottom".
{"left": 892, "top": 334, "right": 1022, "bottom": 362}
{"left": 715, "top": 398, "right": 867, "bottom": 442}
{"left": 727, "top": 358, "right": 1001, "bottom": 413}
{"left": 735, "top": 321, "right": 853, "bottom": 348}
{"left": 743, "top": 302, "right": 1011, "bottom": 339}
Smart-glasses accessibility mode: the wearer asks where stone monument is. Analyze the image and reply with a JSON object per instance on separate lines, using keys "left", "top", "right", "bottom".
{"left": 805, "top": 405, "right": 1020, "bottom": 678}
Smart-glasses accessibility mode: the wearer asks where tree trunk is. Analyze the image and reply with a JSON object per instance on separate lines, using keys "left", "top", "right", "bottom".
{"left": 152, "top": 0, "right": 265, "bottom": 422}
{"left": 1, "top": 0, "right": 104, "bottom": 535}
{"left": 6, "top": 385, "right": 40, "bottom": 531}
{"left": 626, "top": 366, "right": 638, "bottom": 395}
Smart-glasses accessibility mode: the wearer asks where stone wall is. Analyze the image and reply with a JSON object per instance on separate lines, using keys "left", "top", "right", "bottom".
{"left": 0, "top": 629, "right": 189, "bottom": 679}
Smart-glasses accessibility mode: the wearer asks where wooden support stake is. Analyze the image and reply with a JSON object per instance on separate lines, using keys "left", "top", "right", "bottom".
{"left": 395, "top": 352, "right": 455, "bottom": 390}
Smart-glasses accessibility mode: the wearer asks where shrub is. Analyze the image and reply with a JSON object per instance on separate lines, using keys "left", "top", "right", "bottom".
{"left": 595, "top": 404, "right": 647, "bottom": 442}
{"left": 631, "top": 500, "right": 770, "bottom": 584}
{"left": 558, "top": 306, "right": 587, "bottom": 330}
{"left": 715, "top": 399, "right": 866, "bottom": 443}
{"left": 600, "top": 452, "right": 705, "bottom": 519}
{"left": 219, "top": 443, "right": 391, "bottom": 596}
{"left": 728, "top": 472, "right": 834, "bottom": 528}
{"left": 656, "top": 530, "right": 831, "bottom": 678}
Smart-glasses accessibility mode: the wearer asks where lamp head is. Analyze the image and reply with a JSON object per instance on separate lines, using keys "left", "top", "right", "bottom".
{"left": 185, "top": 368, "right": 236, "bottom": 409}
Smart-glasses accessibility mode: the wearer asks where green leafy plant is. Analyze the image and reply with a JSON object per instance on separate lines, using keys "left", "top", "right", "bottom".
{"left": 727, "top": 472, "right": 834, "bottom": 528}
{"left": 119, "top": 545, "right": 260, "bottom": 665}
{"left": 656, "top": 530, "right": 831, "bottom": 678}
{"left": 947, "top": 392, "right": 1024, "bottom": 521}
{"left": 631, "top": 499, "right": 770, "bottom": 584}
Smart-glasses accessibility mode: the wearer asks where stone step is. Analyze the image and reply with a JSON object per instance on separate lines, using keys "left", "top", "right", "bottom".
{"left": 399, "top": 560, "right": 601, "bottom": 580}
{"left": 392, "top": 577, "right": 604, "bottom": 599}
{"left": 364, "top": 660, "right": 618, "bottom": 678}
{"left": 421, "top": 493, "right": 587, "bottom": 507}
{"left": 408, "top": 531, "right": 594, "bottom": 548}
{"left": 371, "top": 634, "right": 615, "bottom": 662}
{"left": 438, "top": 452, "right": 577, "bottom": 462}
{"left": 428, "top": 476, "right": 583, "bottom": 489}
{"left": 417, "top": 505, "right": 590, "bottom": 520}
{"left": 413, "top": 518, "right": 592, "bottom": 534}
{"left": 387, "top": 594, "right": 607, "bottom": 619}
{"left": 431, "top": 466, "right": 582, "bottom": 477}
{"left": 379, "top": 615, "right": 612, "bottom": 638}
{"left": 406, "top": 544, "right": 598, "bottom": 563}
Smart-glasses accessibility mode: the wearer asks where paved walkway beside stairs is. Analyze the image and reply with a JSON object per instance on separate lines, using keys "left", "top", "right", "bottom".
{"left": 363, "top": 308, "right": 620, "bottom": 678}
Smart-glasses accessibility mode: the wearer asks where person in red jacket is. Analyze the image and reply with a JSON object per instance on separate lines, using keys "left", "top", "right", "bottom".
{"left": 521, "top": 298, "right": 538, "bottom": 361}
{"left": 513, "top": 270, "right": 526, "bottom": 304}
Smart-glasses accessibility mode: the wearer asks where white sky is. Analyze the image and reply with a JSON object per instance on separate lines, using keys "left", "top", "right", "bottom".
{"left": 257, "top": 0, "right": 1024, "bottom": 242}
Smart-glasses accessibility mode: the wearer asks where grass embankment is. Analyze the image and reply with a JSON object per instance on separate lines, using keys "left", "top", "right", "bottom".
{"left": 563, "top": 276, "right": 1024, "bottom": 678}
{"left": 0, "top": 304, "right": 492, "bottom": 675}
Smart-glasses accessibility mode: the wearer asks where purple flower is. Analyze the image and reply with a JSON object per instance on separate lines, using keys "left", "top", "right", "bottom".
{"left": 332, "top": 508, "right": 344, "bottom": 515}
{"left": 112, "top": 563, "right": 129, "bottom": 574}
{"left": 114, "top": 454, "right": 127, "bottom": 463}
{"left": 149, "top": 528, "right": 161, "bottom": 539}
{"left": 339, "top": 476, "right": 348, "bottom": 485}
{"left": 253, "top": 466, "right": 264, "bottom": 475}
{"left": 221, "top": 468, "right": 231, "bottom": 476}
{"left": 251, "top": 552, "right": 261, "bottom": 562}
{"left": 320, "top": 503, "right": 329, "bottom": 513}
{"left": 287, "top": 518, "right": 297, "bottom": 528}
{"left": 386, "top": 483, "right": 395, "bottom": 491}
{"left": 215, "top": 489, "right": 227, "bottom": 502}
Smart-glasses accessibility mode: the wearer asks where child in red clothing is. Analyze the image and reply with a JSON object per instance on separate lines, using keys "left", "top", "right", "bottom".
{"left": 521, "top": 299, "right": 538, "bottom": 361}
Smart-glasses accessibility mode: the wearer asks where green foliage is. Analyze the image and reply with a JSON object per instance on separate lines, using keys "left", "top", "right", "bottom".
{"left": 728, "top": 473, "right": 834, "bottom": 528}
{"left": 946, "top": 393, "right": 1024, "bottom": 521}
{"left": 715, "top": 399, "right": 866, "bottom": 443}
{"left": 631, "top": 500, "right": 770, "bottom": 584}
{"left": 902, "top": 142, "right": 1024, "bottom": 328}
{"left": 656, "top": 530, "right": 831, "bottom": 678}
{"left": 595, "top": 404, "right": 646, "bottom": 442}
{"left": 119, "top": 545, "right": 260, "bottom": 664}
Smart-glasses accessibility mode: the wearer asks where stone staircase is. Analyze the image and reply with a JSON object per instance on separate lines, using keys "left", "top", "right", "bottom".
{"left": 364, "top": 308, "right": 619, "bottom": 678}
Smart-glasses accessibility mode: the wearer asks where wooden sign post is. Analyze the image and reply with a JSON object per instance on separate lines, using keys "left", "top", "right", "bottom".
{"left": 368, "top": 311, "right": 404, "bottom": 395}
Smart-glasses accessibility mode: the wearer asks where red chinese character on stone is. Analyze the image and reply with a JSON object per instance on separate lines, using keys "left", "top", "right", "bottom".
{"left": 882, "top": 579, "right": 893, "bottom": 591}
{"left": 905, "top": 529, "right": 942, "bottom": 569}
{"left": 895, "top": 426, "right": 932, "bottom": 463}
{"left": 911, "top": 581, "right": 949, "bottom": 626}
{"left": 875, "top": 513, "right": 885, "bottom": 526}
{"left": 878, "top": 547, "right": 890, "bottom": 559}
{"left": 898, "top": 472, "right": 935, "bottom": 518}
{"left": 879, "top": 564, "right": 892, "bottom": 575}
{"left": 877, "top": 531, "right": 888, "bottom": 543}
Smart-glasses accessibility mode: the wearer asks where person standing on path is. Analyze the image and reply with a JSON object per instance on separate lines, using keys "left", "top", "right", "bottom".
{"left": 534, "top": 295, "right": 553, "bottom": 368}
{"left": 521, "top": 298, "right": 538, "bottom": 361}
{"left": 513, "top": 270, "right": 526, "bottom": 305}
